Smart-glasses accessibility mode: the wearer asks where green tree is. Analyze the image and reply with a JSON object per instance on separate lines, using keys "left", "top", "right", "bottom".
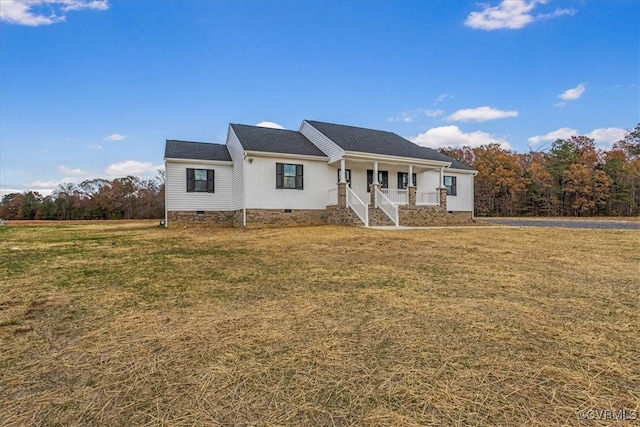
{"left": 17, "top": 192, "right": 42, "bottom": 220}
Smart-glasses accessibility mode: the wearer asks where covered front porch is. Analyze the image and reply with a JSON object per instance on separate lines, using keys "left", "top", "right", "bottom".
{"left": 326, "top": 156, "right": 451, "bottom": 227}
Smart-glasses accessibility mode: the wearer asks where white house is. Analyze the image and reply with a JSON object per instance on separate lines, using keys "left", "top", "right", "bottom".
{"left": 164, "top": 120, "right": 476, "bottom": 227}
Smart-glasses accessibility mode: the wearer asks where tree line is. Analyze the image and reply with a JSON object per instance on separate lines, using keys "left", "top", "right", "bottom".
{"left": 1, "top": 125, "right": 639, "bottom": 220}
{"left": 441, "top": 124, "right": 640, "bottom": 217}
{"left": 0, "top": 174, "right": 165, "bottom": 220}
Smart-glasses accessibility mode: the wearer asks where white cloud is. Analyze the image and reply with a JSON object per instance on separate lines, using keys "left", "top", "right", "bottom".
{"left": 87, "top": 144, "right": 102, "bottom": 150}
{"left": 105, "top": 160, "right": 163, "bottom": 178}
{"left": 446, "top": 106, "right": 518, "bottom": 123}
{"left": 1, "top": 187, "right": 25, "bottom": 199}
{"left": 465, "top": 0, "right": 575, "bottom": 31}
{"left": 58, "top": 165, "right": 88, "bottom": 176}
{"left": 409, "top": 125, "right": 511, "bottom": 150}
{"left": 425, "top": 109, "right": 444, "bottom": 117}
{"left": 433, "top": 93, "right": 454, "bottom": 105}
{"left": 537, "top": 8, "right": 576, "bottom": 20}
{"left": 528, "top": 126, "right": 627, "bottom": 148}
{"left": 387, "top": 113, "right": 415, "bottom": 123}
{"left": 388, "top": 109, "right": 444, "bottom": 122}
{"left": 26, "top": 178, "right": 77, "bottom": 196}
{"left": 61, "top": 0, "right": 109, "bottom": 12}
{"left": 558, "top": 83, "right": 586, "bottom": 101}
{"left": 528, "top": 127, "right": 578, "bottom": 145}
{"left": 0, "top": 0, "right": 108, "bottom": 26}
{"left": 104, "top": 133, "right": 125, "bottom": 141}
{"left": 255, "top": 121, "right": 285, "bottom": 129}
{"left": 586, "top": 127, "right": 627, "bottom": 147}
{"left": 30, "top": 179, "right": 73, "bottom": 188}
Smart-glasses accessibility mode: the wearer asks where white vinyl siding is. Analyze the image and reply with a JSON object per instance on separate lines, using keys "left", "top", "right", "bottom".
{"left": 226, "top": 126, "right": 245, "bottom": 211}
{"left": 300, "top": 121, "right": 344, "bottom": 161}
{"left": 165, "top": 161, "right": 233, "bottom": 211}
{"left": 420, "top": 170, "right": 440, "bottom": 193}
{"left": 445, "top": 172, "right": 474, "bottom": 211}
{"left": 244, "top": 156, "right": 334, "bottom": 209}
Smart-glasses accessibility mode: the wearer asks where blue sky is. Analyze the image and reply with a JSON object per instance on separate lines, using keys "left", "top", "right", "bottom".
{"left": 1, "top": 0, "right": 638, "bottom": 197}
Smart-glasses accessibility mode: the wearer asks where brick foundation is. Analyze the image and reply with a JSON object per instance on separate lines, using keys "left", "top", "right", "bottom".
{"left": 399, "top": 206, "right": 472, "bottom": 226}
{"left": 168, "top": 211, "right": 234, "bottom": 226}
{"left": 243, "top": 209, "right": 328, "bottom": 228}
{"left": 169, "top": 207, "right": 472, "bottom": 228}
{"left": 327, "top": 205, "right": 365, "bottom": 226}
{"left": 368, "top": 206, "right": 395, "bottom": 226}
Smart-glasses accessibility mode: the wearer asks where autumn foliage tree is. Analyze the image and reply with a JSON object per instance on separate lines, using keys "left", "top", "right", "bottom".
{"left": 0, "top": 174, "right": 164, "bottom": 220}
{"left": 443, "top": 124, "right": 640, "bottom": 217}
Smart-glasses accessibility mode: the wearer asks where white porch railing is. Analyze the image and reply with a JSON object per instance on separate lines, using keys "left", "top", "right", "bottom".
{"left": 327, "top": 188, "right": 338, "bottom": 206}
{"left": 381, "top": 188, "right": 407, "bottom": 205}
{"left": 347, "top": 186, "right": 368, "bottom": 226}
{"left": 417, "top": 191, "right": 439, "bottom": 206}
{"left": 375, "top": 187, "right": 399, "bottom": 226}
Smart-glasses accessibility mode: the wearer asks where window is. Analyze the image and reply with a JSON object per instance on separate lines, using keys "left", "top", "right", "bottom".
{"left": 367, "top": 170, "right": 388, "bottom": 192}
{"left": 337, "top": 168, "right": 351, "bottom": 185}
{"left": 276, "top": 163, "right": 303, "bottom": 190}
{"left": 444, "top": 175, "right": 457, "bottom": 196}
{"left": 187, "top": 168, "right": 214, "bottom": 193}
{"left": 397, "top": 172, "right": 417, "bottom": 189}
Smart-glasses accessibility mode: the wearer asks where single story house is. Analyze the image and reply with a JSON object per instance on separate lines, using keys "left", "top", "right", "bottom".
{"left": 164, "top": 120, "right": 476, "bottom": 227}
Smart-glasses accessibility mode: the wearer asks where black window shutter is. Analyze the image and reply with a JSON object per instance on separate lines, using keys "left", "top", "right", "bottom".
{"left": 207, "top": 169, "right": 215, "bottom": 193}
{"left": 186, "top": 168, "right": 195, "bottom": 192}
{"left": 296, "top": 164, "right": 304, "bottom": 190}
{"left": 413, "top": 173, "right": 417, "bottom": 189}
{"left": 397, "top": 172, "right": 404, "bottom": 189}
{"left": 276, "top": 163, "right": 283, "bottom": 189}
{"left": 367, "top": 170, "right": 373, "bottom": 192}
{"left": 381, "top": 172, "right": 388, "bottom": 189}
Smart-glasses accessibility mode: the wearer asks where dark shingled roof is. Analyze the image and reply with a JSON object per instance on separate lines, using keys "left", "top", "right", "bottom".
{"left": 165, "top": 140, "right": 232, "bottom": 162}
{"left": 305, "top": 120, "right": 473, "bottom": 170}
{"left": 231, "top": 124, "right": 327, "bottom": 157}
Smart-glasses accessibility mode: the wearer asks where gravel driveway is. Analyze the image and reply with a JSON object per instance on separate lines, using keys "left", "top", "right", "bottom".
{"left": 481, "top": 218, "right": 640, "bottom": 230}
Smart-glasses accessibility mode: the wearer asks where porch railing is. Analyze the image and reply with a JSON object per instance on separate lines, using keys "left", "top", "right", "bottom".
{"left": 417, "top": 191, "right": 439, "bottom": 206}
{"left": 327, "top": 188, "right": 338, "bottom": 206}
{"left": 375, "top": 187, "right": 399, "bottom": 226}
{"left": 381, "top": 188, "right": 407, "bottom": 205}
{"left": 347, "top": 186, "right": 368, "bottom": 226}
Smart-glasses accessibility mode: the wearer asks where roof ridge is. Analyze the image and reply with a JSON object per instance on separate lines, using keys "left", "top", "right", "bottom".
{"left": 166, "top": 139, "right": 222, "bottom": 145}
{"left": 305, "top": 119, "right": 398, "bottom": 135}
{"left": 231, "top": 123, "right": 299, "bottom": 133}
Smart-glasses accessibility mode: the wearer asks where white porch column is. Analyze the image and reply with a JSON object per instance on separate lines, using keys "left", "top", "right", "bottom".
{"left": 439, "top": 167, "right": 444, "bottom": 188}
{"left": 339, "top": 158, "right": 346, "bottom": 183}
{"left": 373, "top": 162, "right": 379, "bottom": 184}
{"left": 408, "top": 165, "right": 413, "bottom": 186}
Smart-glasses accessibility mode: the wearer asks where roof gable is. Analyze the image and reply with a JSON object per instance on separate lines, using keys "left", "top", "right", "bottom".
{"left": 230, "top": 124, "right": 327, "bottom": 158}
{"left": 304, "top": 120, "right": 473, "bottom": 170}
{"left": 165, "top": 140, "right": 232, "bottom": 162}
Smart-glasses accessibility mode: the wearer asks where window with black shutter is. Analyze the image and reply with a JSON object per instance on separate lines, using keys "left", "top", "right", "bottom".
{"left": 276, "top": 163, "right": 304, "bottom": 190}
{"left": 444, "top": 175, "right": 457, "bottom": 196}
{"left": 397, "top": 172, "right": 417, "bottom": 189}
{"left": 366, "top": 170, "right": 388, "bottom": 192}
{"left": 187, "top": 168, "right": 214, "bottom": 193}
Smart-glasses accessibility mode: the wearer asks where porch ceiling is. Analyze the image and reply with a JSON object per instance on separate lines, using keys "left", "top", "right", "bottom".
{"left": 328, "top": 152, "right": 451, "bottom": 169}
{"left": 335, "top": 157, "right": 445, "bottom": 172}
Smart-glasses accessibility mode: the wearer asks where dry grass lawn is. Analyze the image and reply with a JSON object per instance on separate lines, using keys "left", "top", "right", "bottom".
{"left": 1, "top": 221, "right": 638, "bottom": 426}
